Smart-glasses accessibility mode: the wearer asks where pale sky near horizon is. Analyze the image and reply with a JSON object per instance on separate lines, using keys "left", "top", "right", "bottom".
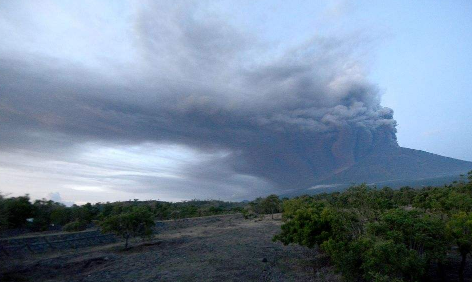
{"left": 0, "top": 0, "right": 471, "bottom": 204}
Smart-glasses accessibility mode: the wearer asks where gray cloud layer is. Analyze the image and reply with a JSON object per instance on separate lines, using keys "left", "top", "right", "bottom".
{"left": 0, "top": 1, "right": 397, "bottom": 200}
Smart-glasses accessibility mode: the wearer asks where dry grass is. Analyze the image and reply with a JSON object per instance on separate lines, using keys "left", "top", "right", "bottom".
{"left": 0, "top": 214, "right": 340, "bottom": 282}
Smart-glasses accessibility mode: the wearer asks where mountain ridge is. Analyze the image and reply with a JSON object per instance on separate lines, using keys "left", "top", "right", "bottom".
{"left": 283, "top": 145, "right": 472, "bottom": 197}
{"left": 322, "top": 146, "right": 472, "bottom": 184}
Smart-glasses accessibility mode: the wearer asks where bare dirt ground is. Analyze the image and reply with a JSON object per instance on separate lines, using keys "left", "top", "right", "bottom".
{"left": 0, "top": 214, "right": 339, "bottom": 282}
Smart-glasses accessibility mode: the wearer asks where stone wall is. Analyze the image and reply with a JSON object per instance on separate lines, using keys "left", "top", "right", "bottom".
{"left": 0, "top": 230, "right": 116, "bottom": 257}
{"left": 0, "top": 214, "right": 242, "bottom": 258}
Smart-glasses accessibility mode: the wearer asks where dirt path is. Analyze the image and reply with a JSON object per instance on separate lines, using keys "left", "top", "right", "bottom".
{"left": 0, "top": 214, "right": 339, "bottom": 282}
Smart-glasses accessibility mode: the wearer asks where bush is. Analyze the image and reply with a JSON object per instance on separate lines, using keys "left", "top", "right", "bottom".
{"left": 274, "top": 172, "right": 472, "bottom": 282}
{"left": 241, "top": 208, "right": 257, "bottom": 219}
{"left": 62, "top": 220, "right": 87, "bottom": 232}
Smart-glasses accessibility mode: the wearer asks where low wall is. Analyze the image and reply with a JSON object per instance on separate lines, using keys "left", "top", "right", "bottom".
{"left": 0, "top": 230, "right": 116, "bottom": 257}
{"left": 0, "top": 214, "right": 242, "bottom": 258}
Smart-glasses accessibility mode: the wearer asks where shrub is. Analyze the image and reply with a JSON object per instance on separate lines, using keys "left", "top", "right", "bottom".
{"left": 273, "top": 176, "right": 472, "bottom": 282}
{"left": 62, "top": 220, "right": 87, "bottom": 232}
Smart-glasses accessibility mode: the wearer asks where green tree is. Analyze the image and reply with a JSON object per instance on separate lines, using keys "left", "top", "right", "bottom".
{"left": 447, "top": 212, "right": 472, "bottom": 282}
{"left": 31, "top": 199, "right": 68, "bottom": 231}
{"left": 4, "top": 195, "right": 34, "bottom": 228}
{"left": 71, "top": 202, "right": 99, "bottom": 223}
{"left": 0, "top": 193, "right": 8, "bottom": 231}
{"left": 261, "top": 194, "right": 281, "bottom": 219}
{"left": 366, "top": 209, "right": 449, "bottom": 281}
{"left": 248, "top": 197, "right": 264, "bottom": 215}
{"left": 274, "top": 183, "right": 465, "bottom": 281}
{"left": 100, "top": 206, "right": 155, "bottom": 249}
{"left": 280, "top": 195, "right": 314, "bottom": 220}
{"left": 50, "top": 206, "right": 72, "bottom": 226}
{"left": 274, "top": 203, "right": 355, "bottom": 248}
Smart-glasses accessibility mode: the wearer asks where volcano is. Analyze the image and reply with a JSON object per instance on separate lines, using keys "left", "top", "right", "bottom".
{"left": 320, "top": 146, "right": 472, "bottom": 185}
{"left": 279, "top": 125, "right": 472, "bottom": 196}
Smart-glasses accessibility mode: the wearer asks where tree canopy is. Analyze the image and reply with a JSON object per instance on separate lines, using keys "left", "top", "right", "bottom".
{"left": 99, "top": 206, "right": 155, "bottom": 249}
{"left": 274, "top": 173, "right": 472, "bottom": 282}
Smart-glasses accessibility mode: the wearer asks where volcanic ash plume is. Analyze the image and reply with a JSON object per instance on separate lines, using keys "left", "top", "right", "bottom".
{"left": 0, "top": 1, "right": 402, "bottom": 198}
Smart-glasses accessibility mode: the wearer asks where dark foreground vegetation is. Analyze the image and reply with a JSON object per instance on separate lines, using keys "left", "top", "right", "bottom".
{"left": 275, "top": 171, "right": 472, "bottom": 281}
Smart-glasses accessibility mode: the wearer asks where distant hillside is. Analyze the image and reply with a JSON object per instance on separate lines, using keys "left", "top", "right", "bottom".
{"left": 322, "top": 146, "right": 472, "bottom": 184}
{"left": 285, "top": 146, "right": 472, "bottom": 197}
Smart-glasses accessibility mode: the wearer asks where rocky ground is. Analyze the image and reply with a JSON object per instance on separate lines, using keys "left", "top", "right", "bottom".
{"left": 0, "top": 214, "right": 339, "bottom": 282}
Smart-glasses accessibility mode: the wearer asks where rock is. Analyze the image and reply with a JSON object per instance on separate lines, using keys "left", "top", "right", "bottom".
{"left": 262, "top": 258, "right": 267, "bottom": 263}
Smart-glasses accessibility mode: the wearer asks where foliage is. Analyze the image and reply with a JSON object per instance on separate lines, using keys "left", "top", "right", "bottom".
{"left": 0, "top": 195, "right": 245, "bottom": 234}
{"left": 31, "top": 199, "right": 68, "bottom": 231}
{"left": 275, "top": 171, "right": 472, "bottom": 282}
{"left": 50, "top": 206, "right": 72, "bottom": 226}
{"left": 246, "top": 194, "right": 281, "bottom": 218}
{"left": 241, "top": 208, "right": 257, "bottom": 219}
{"left": 0, "top": 193, "right": 8, "bottom": 231}
{"left": 261, "top": 194, "right": 281, "bottom": 218}
{"left": 447, "top": 212, "right": 472, "bottom": 256}
{"left": 274, "top": 202, "right": 333, "bottom": 248}
{"left": 2, "top": 195, "right": 34, "bottom": 229}
{"left": 62, "top": 220, "right": 87, "bottom": 232}
{"left": 99, "top": 206, "right": 155, "bottom": 248}
{"left": 447, "top": 211, "right": 472, "bottom": 281}
{"left": 280, "top": 195, "right": 315, "bottom": 220}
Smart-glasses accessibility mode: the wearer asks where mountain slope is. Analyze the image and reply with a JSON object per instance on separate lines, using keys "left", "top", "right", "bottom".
{"left": 319, "top": 146, "right": 472, "bottom": 185}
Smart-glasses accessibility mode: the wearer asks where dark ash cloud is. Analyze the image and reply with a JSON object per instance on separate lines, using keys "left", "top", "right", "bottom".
{"left": 0, "top": 1, "right": 397, "bottom": 200}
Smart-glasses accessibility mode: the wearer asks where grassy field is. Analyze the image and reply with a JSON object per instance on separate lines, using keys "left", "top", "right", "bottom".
{"left": 0, "top": 214, "right": 339, "bottom": 282}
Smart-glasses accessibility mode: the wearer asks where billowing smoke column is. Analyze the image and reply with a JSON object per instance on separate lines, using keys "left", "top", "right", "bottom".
{"left": 130, "top": 1, "right": 398, "bottom": 189}
{"left": 0, "top": 1, "right": 400, "bottom": 197}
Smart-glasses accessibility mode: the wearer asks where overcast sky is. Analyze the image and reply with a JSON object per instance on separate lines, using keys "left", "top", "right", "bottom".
{"left": 1, "top": 0, "right": 471, "bottom": 204}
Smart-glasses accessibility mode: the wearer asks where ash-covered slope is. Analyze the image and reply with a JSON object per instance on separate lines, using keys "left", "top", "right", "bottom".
{"left": 318, "top": 145, "right": 472, "bottom": 185}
